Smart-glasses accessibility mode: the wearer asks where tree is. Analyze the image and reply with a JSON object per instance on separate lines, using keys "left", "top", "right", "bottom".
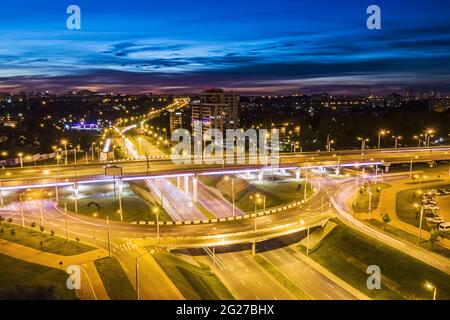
{"left": 382, "top": 213, "right": 392, "bottom": 230}
{"left": 50, "top": 230, "right": 55, "bottom": 236}
{"left": 31, "top": 221, "right": 36, "bottom": 228}
{"left": 40, "top": 226, "right": 44, "bottom": 233}
{"left": 430, "top": 227, "right": 440, "bottom": 249}
{"left": 7, "top": 218, "right": 13, "bottom": 223}
{"left": 10, "top": 229, "right": 15, "bottom": 236}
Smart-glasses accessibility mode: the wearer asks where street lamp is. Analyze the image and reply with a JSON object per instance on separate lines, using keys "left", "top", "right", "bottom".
{"left": 357, "top": 137, "right": 369, "bottom": 159}
{"left": 300, "top": 219, "right": 310, "bottom": 255}
{"left": 377, "top": 129, "right": 389, "bottom": 149}
{"left": 392, "top": 135, "right": 402, "bottom": 149}
{"left": 425, "top": 282, "right": 437, "bottom": 300}
{"left": 414, "top": 203, "right": 424, "bottom": 245}
{"left": 61, "top": 139, "right": 68, "bottom": 165}
{"left": 224, "top": 176, "right": 235, "bottom": 217}
{"left": 17, "top": 152, "right": 23, "bottom": 168}
{"left": 153, "top": 207, "right": 160, "bottom": 239}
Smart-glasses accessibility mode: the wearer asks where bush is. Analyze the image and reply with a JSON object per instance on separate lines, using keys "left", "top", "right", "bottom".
{"left": 50, "top": 230, "right": 55, "bottom": 236}
{"left": 10, "top": 229, "right": 15, "bottom": 236}
{"left": 31, "top": 222, "right": 36, "bottom": 228}
{"left": 7, "top": 218, "right": 13, "bottom": 223}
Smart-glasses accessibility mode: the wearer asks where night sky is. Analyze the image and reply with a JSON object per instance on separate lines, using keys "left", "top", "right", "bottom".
{"left": 1, "top": 0, "right": 449, "bottom": 95}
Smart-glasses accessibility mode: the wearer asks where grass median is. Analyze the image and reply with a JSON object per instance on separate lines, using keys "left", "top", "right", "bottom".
{"left": 149, "top": 249, "right": 234, "bottom": 300}
{"left": 353, "top": 183, "right": 391, "bottom": 213}
{"left": 0, "top": 253, "right": 76, "bottom": 299}
{"left": 94, "top": 257, "right": 136, "bottom": 300}
{"left": 0, "top": 222, "right": 94, "bottom": 256}
{"left": 301, "top": 219, "right": 450, "bottom": 300}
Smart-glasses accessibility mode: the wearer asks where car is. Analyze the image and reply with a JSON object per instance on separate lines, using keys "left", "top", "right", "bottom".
{"left": 423, "top": 205, "right": 439, "bottom": 210}
{"left": 438, "top": 222, "right": 450, "bottom": 233}
{"left": 424, "top": 212, "right": 439, "bottom": 218}
{"left": 426, "top": 217, "right": 445, "bottom": 225}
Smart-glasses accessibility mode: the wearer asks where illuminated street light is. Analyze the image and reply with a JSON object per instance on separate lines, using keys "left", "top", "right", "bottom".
{"left": 425, "top": 282, "right": 437, "bottom": 300}
{"left": 377, "top": 129, "right": 389, "bottom": 149}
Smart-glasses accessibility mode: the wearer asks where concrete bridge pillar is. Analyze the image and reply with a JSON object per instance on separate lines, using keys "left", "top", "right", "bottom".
{"left": 184, "top": 176, "right": 189, "bottom": 195}
{"left": 258, "top": 170, "right": 263, "bottom": 182}
{"left": 177, "top": 176, "right": 181, "bottom": 189}
{"left": 295, "top": 168, "right": 301, "bottom": 180}
{"left": 335, "top": 166, "right": 340, "bottom": 176}
{"left": 192, "top": 175, "right": 198, "bottom": 204}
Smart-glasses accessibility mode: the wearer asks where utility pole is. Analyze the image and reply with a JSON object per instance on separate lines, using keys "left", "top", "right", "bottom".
{"left": 118, "top": 179, "right": 123, "bottom": 222}
{"left": 64, "top": 202, "right": 69, "bottom": 242}
{"left": 231, "top": 178, "right": 235, "bottom": 217}
{"left": 306, "top": 227, "right": 310, "bottom": 255}
{"left": 19, "top": 194, "right": 25, "bottom": 228}
{"left": 40, "top": 203, "right": 44, "bottom": 229}
{"left": 304, "top": 169, "right": 308, "bottom": 200}
{"left": 417, "top": 205, "right": 424, "bottom": 245}
{"left": 106, "top": 216, "right": 111, "bottom": 256}
{"left": 136, "top": 257, "right": 140, "bottom": 300}
{"left": 0, "top": 180, "right": 3, "bottom": 208}
{"left": 409, "top": 158, "right": 414, "bottom": 179}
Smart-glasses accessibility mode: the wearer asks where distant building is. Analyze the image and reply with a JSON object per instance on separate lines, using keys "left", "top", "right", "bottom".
{"left": 169, "top": 111, "right": 183, "bottom": 134}
{"left": 429, "top": 98, "right": 450, "bottom": 112}
{"left": 191, "top": 89, "right": 240, "bottom": 137}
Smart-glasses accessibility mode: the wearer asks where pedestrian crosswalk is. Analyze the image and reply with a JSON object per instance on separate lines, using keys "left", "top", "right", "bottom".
{"left": 112, "top": 241, "right": 138, "bottom": 253}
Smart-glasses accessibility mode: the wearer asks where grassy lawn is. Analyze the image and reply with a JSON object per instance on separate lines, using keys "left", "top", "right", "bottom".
{"left": 301, "top": 220, "right": 450, "bottom": 300}
{"left": 253, "top": 255, "right": 309, "bottom": 299}
{"left": 353, "top": 183, "right": 391, "bottom": 213}
{"left": 0, "top": 253, "right": 76, "bottom": 299}
{"left": 396, "top": 184, "right": 450, "bottom": 230}
{"left": 59, "top": 182, "right": 171, "bottom": 222}
{"left": 149, "top": 249, "right": 234, "bottom": 300}
{"left": 94, "top": 257, "right": 136, "bottom": 300}
{"left": 203, "top": 175, "right": 313, "bottom": 213}
{"left": 366, "top": 219, "right": 450, "bottom": 258}
{"left": 0, "top": 223, "right": 94, "bottom": 256}
{"left": 233, "top": 181, "right": 313, "bottom": 212}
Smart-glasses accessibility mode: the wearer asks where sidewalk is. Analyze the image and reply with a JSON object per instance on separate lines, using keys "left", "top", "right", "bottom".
{"left": 0, "top": 239, "right": 109, "bottom": 300}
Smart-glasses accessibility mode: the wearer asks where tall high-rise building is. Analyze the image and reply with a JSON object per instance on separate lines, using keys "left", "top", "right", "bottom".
{"left": 191, "top": 89, "right": 240, "bottom": 137}
{"left": 169, "top": 111, "right": 183, "bottom": 134}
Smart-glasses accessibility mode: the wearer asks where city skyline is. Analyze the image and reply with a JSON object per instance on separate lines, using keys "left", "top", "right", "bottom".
{"left": 1, "top": 0, "right": 450, "bottom": 95}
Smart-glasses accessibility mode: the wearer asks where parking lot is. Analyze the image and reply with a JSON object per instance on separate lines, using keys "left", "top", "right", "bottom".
{"left": 421, "top": 187, "right": 450, "bottom": 233}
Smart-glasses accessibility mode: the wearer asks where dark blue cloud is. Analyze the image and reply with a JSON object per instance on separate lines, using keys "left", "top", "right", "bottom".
{"left": 0, "top": 0, "right": 449, "bottom": 94}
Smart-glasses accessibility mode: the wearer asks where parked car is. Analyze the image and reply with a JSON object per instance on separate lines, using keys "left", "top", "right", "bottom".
{"left": 438, "top": 222, "right": 450, "bottom": 233}
{"left": 426, "top": 217, "right": 445, "bottom": 225}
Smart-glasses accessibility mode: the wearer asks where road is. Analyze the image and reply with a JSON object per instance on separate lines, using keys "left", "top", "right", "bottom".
{"left": 2, "top": 146, "right": 450, "bottom": 189}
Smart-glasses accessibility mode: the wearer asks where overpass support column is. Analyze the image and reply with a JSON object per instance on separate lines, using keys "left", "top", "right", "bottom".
{"left": 258, "top": 170, "right": 263, "bottom": 182}
{"left": 192, "top": 175, "right": 198, "bottom": 204}
{"left": 295, "top": 168, "right": 301, "bottom": 180}
{"left": 184, "top": 176, "right": 189, "bottom": 195}
{"left": 177, "top": 176, "right": 181, "bottom": 189}
{"left": 252, "top": 242, "right": 256, "bottom": 255}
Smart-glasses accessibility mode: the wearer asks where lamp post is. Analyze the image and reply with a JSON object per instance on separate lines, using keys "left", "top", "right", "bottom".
{"left": 19, "top": 193, "right": 25, "bottom": 228}
{"left": 18, "top": 153, "right": 23, "bottom": 168}
{"left": 425, "top": 282, "right": 437, "bottom": 300}
{"left": 415, "top": 203, "right": 424, "bottom": 245}
{"left": 118, "top": 179, "right": 123, "bottom": 222}
{"left": 0, "top": 180, "right": 3, "bottom": 208}
{"left": 301, "top": 220, "right": 310, "bottom": 255}
{"left": 377, "top": 130, "right": 389, "bottom": 149}
{"left": 62, "top": 140, "right": 68, "bottom": 165}
{"left": 392, "top": 135, "right": 402, "bottom": 149}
